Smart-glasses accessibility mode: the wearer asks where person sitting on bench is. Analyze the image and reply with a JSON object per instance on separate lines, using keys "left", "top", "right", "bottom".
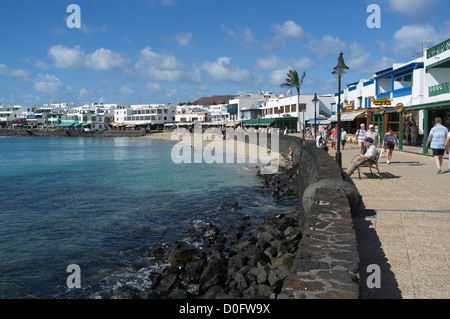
{"left": 345, "top": 137, "right": 378, "bottom": 176}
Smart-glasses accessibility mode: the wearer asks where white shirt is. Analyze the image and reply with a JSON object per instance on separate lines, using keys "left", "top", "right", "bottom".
{"left": 365, "top": 144, "right": 377, "bottom": 160}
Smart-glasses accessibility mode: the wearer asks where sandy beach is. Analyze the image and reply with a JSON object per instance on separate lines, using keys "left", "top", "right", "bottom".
{"left": 143, "top": 130, "right": 288, "bottom": 170}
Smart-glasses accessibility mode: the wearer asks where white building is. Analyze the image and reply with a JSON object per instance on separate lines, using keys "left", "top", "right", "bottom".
{"left": 175, "top": 112, "right": 208, "bottom": 124}
{"left": 261, "top": 94, "right": 333, "bottom": 131}
{"left": 206, "top": 104, "right": 230, "bottom": 123}
{"left": 0, "top": 105, "right": 36, "bottom": 128}
{"left": 227, "top": 93, "right": 269, "bottom": 121}
{"left": 115, "top": 104, "right": 176, "bottom": 128}
{"left": 333, "top": 37, "right": 450, "bottom": 153}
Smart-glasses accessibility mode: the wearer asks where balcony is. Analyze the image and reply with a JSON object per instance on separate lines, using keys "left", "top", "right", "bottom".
{"left": 392, "top": 86, "right": 412, "bottom": 98}
{"left": 427, "top": 38, "right": 450, "bottom": 59}
{"left": 429, "top": 82, "right": 450, "bottom": 97}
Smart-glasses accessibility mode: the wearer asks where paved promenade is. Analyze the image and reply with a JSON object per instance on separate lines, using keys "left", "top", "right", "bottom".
{"left": 327, "top": 141, "right": 449, "bottom": 299}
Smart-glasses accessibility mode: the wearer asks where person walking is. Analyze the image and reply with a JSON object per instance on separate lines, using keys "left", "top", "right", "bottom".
{"left": 356, "top": 123, "right": 367, "bottom": 155}
{"left": 382, "top": 127, "right": 398, "bottom": 164}
{"left": 341, "top": 127, "right": 347, "bottom": 150}
{"left": 316, "top": 131, "right": 328, "bottom": 152}
{"left": 410, "top": 122, "right": 418, "bottom": 146}
{"left": 364, "top": 124, "right": 380, "bottom": 147}
{"left": 426, "top": 117, "right": 449, "bottom": 174}
{"left": 332, "top": 126, "right": 338, "bottom": 150}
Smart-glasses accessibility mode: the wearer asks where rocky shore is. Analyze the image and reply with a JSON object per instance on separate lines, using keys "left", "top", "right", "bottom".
{"left": 112, "top": 165, "right": 302, "bottom": 299}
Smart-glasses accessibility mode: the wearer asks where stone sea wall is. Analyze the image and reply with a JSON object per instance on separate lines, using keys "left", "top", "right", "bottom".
{"left": 140, "top": 134, "right": 361, "bottom": 299}
{"left": 275, "top": 135, "right": 361, "bottom": 299}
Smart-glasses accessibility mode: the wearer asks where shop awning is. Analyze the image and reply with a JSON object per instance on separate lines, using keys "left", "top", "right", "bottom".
{"left": 329, "top": 110, "right": 366, "bottom": 122}
{"left": 243, "top": 119, "right": 275, "bottom": 127}
{"left": 58, "top": 123, "right": 75, "bottom": 127}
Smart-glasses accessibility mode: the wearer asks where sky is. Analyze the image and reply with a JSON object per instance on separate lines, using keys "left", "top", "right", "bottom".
{"left": 0, "top": 0, "right": 449, "bottom": 106}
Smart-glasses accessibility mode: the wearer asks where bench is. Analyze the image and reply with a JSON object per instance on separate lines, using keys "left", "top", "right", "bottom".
{"left": 357, "top": 152, "right": 382, "bottom": 180}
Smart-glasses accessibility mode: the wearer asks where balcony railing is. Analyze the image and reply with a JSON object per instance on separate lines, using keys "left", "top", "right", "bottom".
{"left": 427, "top": 38, "right": 450, "bottom": 59}
{"left": 429, "top": 82, "right": 450, "bottom": 97}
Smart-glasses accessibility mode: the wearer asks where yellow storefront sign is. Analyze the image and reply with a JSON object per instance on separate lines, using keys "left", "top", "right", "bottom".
{"left": 371, "top": 97, "right": 393, "bottom": 105}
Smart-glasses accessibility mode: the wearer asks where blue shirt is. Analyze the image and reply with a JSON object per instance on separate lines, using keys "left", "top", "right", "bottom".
{"left": 429, "top": 124, "right": 449, "bottom": 149}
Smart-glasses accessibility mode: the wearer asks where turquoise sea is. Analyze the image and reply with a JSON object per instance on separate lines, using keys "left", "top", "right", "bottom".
{"left": 0, "top": 136, "right": 291, "bottom": 299}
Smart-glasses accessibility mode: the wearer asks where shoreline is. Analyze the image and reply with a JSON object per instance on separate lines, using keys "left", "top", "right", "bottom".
{"left": 105, "top": 163, "right": 301, "bottom": 299}
{"left": 128, "top": 132, "right": 301, "bottom": 299}
{"left": 143, "top": 131, "right": 290, "bottom": 171}
{"left": 1, "top": 128, "right": 299, "bottom": 299}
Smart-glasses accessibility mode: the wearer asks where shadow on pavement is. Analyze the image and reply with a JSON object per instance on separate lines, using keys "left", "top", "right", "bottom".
{"left": 354, "top": 204, "right": 403, "bottom": 299}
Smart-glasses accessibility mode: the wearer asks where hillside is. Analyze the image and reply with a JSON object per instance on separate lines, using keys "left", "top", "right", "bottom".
{"left": 193, "top": 95, "right": 236, "bottom": 105}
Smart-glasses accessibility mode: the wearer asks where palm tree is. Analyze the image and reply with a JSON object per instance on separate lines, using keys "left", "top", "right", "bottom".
{"left": 280, "top": 69, "right": 306, "bottom": 138}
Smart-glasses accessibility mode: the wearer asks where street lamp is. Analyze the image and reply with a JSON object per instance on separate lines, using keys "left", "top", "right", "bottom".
{"left": 333, "top": 52, "right": 349, "bottom": 170}
{"left": 312, "top": 93, "right": 319, "bottom": 141}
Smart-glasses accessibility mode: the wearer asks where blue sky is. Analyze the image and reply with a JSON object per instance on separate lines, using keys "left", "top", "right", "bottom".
{"left": 0, "top": 0, "right": 449, "bottom": 106}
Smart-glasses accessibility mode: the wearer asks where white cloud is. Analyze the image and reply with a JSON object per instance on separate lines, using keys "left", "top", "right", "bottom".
{"left": 135, "top": 47, "right": 201, "bottom": 83}
{"left": 221, "top": 24, "right": 257, "bottom": 50}
{"left": 119, "top": 85, "right": 135, "bottom": 95}
{"left": 347, "top": 42, "right": 394, "bottom": 75}
{"left": 202, "top": 57, "right": 262, "bottom": 86}
{"left": 392, "top": 24, "right": 440, "bottom": 55}
{"left": 146, "top": 82, "right": 162, "bottom": 92}
{"left": 269, "top": 68, "right": 291, "bottom": 86}
{"left": 255, "top": 55, "right": 285, "bottom": 71}
{"left": 48, "top": 45, "right": 128, "bottom": 71}
{"left": 0, "top": 64, "right": 30, "bottom": 79}
{"left": 174, "top": 31, "right": 193, "bottom": 47}
{"left": 35, "top": 60, "right": 50, "bottom": 70}
{"left": 33, "top": 74, "right": 70, "bottom": 95}
{"left": 291, "top": 57, "right": 314, "bottom": 69}
{"left": 271, "top": 21, "right": 305, "bottom": 40}
{"left": 48, "top": 45, "right": 84, "bottom": 69}
{"left": 256, "top": 55, "right": 313, "bottom": 72}
{"left": 385, "top": 0, "right": 441, "bottom": 18}
{"left": 86, "top": 48, "right": 128, "bottom": 71}
{"left": 307, "top": 35, "right": 347, "bottom": 57}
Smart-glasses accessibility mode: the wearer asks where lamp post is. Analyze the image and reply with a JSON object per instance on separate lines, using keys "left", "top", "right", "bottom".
{"left": 312, "top": 93, "right": 319, "bottom": 141}
{"left": 333, "top": 52, "right": 349, "bottom": 170}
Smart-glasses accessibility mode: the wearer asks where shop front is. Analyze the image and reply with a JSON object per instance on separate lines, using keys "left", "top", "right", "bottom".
{"left": 369, "top": 100, "right": 450, "bottom": 153}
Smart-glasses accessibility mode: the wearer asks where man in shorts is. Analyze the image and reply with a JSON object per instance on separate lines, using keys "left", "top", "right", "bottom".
{"left": 426, "top": 117, "right": 449, "bottom": 174}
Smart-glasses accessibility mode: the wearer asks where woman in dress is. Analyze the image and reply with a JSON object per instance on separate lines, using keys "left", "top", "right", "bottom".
{"left": 382, "top": 127, "right": 398, "bottom": 164}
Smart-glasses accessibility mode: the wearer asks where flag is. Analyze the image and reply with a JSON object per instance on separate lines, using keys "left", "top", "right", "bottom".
{"left": 286, "top": 88, "right": 292, "bottom": 96}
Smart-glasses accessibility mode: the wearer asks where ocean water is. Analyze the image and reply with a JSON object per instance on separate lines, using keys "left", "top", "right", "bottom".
{"left": 0, "top": 136, "right": 292, "bottom": 299}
